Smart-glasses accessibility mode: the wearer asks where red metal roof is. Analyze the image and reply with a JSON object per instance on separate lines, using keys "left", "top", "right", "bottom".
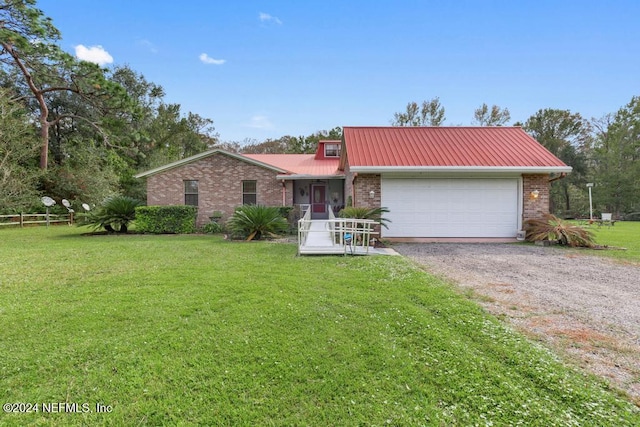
{"left": 343, "top": 126, "right": 570, "bottom": 169}
{"left": 243, "top": 154, "right": 342, "bottom": 177}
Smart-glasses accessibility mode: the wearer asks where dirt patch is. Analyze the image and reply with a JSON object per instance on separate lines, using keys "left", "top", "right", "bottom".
{"left": 393, "top": 243, "right": 640, "bottom": 405}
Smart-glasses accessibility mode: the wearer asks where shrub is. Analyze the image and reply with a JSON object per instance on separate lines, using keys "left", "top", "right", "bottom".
{"left": 524, "top": 214, "right": 595, "bottom": 248}
{"left": 81, "top": 196, "right": 142, "bottom": 233}
{"left": 226, "top": 205, "right": 289, "bottom": 241}
{"left": 276, "top": 206, "right": 296, "bottom": 232}
{"left": 624, "top": 212, "right": 640, "bottom": 221}
{"left": 201, "top": 222, "right": 223, "bottom": 234}
{"left": 339, "top": 206, "right": 391, "bottom": 229}
{"left": 276, "top": 206, "right": 293, "bottom": 219}
{"left": 135, "top": 205, "right": 197, "bottom": 234}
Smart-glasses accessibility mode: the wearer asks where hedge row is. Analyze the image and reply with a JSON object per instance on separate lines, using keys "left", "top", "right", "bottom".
{"left": 135, "top": 205, "right": 197, "bottom": 234}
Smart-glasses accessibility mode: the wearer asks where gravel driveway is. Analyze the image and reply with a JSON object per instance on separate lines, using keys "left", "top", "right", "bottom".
{"left": 393, "top": 243, "right": 640, "bottom": 404}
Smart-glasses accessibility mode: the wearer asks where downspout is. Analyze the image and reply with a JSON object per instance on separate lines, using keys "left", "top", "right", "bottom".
{"left": 281, "top": 180, "right": 286, "bottom": 206}
{"left": 351, "top": 173, "right": 358, "bottom": 206}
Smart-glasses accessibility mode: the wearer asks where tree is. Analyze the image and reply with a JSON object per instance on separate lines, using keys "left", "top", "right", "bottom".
{"left": 1, "top": 0, "right": 125, "bottom": 169}
{"left": 239, "top": 127, "right": 343, "bottom": 154}
{"left": 103, "top": 66, "right": 218, "bottom": 198}
{"left": 521, "top": 109, "right": 591, "bottom": 154}
{"left": 591, "top": 96, "right": 640, "bottom": 216}
{"left": 521, "top": 109, "right": 592, "bottom": 216}
{"left": 392, "top": 98, "right": 445, "bottom": 126}
{"left": 0, "top": 88, "right": 40, "bottom": 211}
{"left": 141, "top": 103, "right": 214, "bottom": 167}
{"left": 108, "top": 66, "right": 217, "bottom": 163}
{"left": 1, "top": 4, "right": 221, "bottom": 207}
{"left": 241, "top": 137, "right": 290, "bottom": 154}
{"left": 213, "top": 140, "right": 241, "bottom": 153}
{"left": 288, "top": 127, "right": 343, "bottom": 154}
{"left": 39, "top": 143, "right": 121, "bottom": 207}
{"left": 473, "top": 103, "right": 511, "bottom": 126}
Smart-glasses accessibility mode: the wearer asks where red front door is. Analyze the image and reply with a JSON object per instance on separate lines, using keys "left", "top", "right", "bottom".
{"left": 311, "top": 185, "right": 326, "bottom": 213}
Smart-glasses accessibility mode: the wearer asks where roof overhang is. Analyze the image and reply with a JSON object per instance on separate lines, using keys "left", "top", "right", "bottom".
{"left": 276, "top": 174, "right": 346, "bottom": 180}
{"left": 348, "top": 166, "right": 573, "bottom": 174}
{"left": 134, "top": 149, "right": 288, "bottom": 178}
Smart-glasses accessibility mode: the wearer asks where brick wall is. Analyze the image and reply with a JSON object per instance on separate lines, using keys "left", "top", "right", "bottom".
{"left": 522, "top": 174, "right": 550, "bottom": 223}
{"left": 352, "top": 173, "right": 382, "bottom": 235}
{"left": 353, "top": 174, "right": 381, "bottom": 209}
{"left": 145, "top": 153, "right": 288, "bottom": 226}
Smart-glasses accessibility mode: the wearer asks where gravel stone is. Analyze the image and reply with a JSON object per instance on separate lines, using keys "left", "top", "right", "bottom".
{"left": 393, "top": 242, "right": 640, "bottom": 404}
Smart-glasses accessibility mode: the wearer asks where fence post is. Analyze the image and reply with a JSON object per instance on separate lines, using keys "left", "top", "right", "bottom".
{"left": 20, "top": 212, "right": 24, "bottom": 228}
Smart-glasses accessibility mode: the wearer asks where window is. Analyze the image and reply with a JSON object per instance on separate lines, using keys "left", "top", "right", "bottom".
{"left": 242, "top": 180, "right": 257, "bottom": 205}
{"left": 184, "top": 180, "right": 198, "bottom": 206}
{"left": 324, "top": 143, "right": 341, "bottom": 157}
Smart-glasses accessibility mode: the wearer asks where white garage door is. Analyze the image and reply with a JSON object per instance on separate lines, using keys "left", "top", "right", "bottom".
{"left": 381, "top": 178, "right": 520, "bottom": 238}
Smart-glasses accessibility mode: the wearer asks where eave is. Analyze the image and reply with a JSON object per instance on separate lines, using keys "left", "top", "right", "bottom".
{"left": 134, "top": 149, "right": 288, "bottom": 178}
{"left": 348, "top": 166, "right": 573, "bottom": 174}
{"left": 276, "top": 173, "right": 346, "bottom": 180}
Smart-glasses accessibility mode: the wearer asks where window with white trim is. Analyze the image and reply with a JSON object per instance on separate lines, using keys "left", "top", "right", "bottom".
{"left": 324, "top": 143, "right": 341, "bottom": 157}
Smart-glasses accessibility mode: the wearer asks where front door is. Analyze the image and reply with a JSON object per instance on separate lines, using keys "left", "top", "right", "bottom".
{"left": 311, "top": 184, "right": 326, "bottom": 217}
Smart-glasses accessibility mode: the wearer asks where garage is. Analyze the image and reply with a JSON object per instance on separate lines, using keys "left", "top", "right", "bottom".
{"left": 381, "top": 177, "right": 521, "bottom": 238}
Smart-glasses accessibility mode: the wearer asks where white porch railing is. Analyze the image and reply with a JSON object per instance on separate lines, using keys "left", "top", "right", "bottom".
{"left": 298, "top": 209, "right": 379, "bottom": 255}
{"left": 297, "top": 204, "right": 313, "bottom": 248}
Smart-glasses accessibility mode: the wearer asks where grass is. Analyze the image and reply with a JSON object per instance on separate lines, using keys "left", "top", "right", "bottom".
{"left": 581, "top": 221, "right": 640, "bottom": 263}
{"left": 1, "top": 226, "right": 639, "bottom": 426}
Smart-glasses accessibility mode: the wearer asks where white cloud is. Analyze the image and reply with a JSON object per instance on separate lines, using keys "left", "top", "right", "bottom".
{"left": 199, "top": 53, "right": 226, "bottom": 65}
{"left": 247, "top": 115, "right": 274, "bottom": 129}
{"left": 74, "top": 45, "right": 113, "bottom": 66}
{"left": 137, "top": 39, "right": 158, "bottom": 53}
{"left": 259, "top": 12, "right": 282, "bottom": 25}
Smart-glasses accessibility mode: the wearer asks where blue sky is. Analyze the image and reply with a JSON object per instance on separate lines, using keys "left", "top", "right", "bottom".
{"left": 36, "top": 0, "right": 640, "bottom": 143}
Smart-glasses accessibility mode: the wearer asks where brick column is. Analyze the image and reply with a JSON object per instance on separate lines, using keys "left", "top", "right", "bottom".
{"left": 353, "top": 173, "right": 382, "bottom": 237}
{"left": 522, "top": 174, "right": 550, "bottom": 223}
{"left": 353, "top": 174, "right": 381, "bottom": 209}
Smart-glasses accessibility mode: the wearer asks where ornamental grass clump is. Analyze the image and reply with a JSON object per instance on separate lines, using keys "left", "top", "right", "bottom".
{"left": 226, "top": 205, "right": 289, "bottom": 241}
{"left": 524, "top": 214, "right": 595, "bottom": 248}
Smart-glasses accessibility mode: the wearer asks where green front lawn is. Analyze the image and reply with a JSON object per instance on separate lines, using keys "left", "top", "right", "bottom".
{"left": 1, "top": 227, "right": 638, "bottom": 426}
{"left": 589, "top": 221, "right": 640, "bottom": 263}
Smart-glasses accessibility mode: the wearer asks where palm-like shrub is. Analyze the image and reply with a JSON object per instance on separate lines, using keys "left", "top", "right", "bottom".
{"left": 524, "top": 214, "right": 595, "bottom": 248}
{"left": 226, "top": 205, "right": 289, "bottom": 241}
{"left": 82, "top": 196, "right": 142, "bottom": 233}
{"left": 339, "top": 206, "right": 391, "bottom": 229}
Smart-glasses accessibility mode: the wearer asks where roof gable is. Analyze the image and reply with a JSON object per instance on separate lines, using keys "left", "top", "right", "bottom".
{"left": 342, "top": 126, "right": 571, "bottom": 173}
{"left": 134, "top": 149, "right": 288, "bottom": 178}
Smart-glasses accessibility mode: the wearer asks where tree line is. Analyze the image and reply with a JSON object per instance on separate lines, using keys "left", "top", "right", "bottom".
{"left": 1, "top": 1, "right": 638, "bottom": 219}
{"left": 0, "top": 1, "right": 351, "bottom": 213}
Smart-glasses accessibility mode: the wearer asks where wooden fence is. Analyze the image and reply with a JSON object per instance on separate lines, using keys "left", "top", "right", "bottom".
{"left": 0, "top": 212, "right": 73, "bottom": 228}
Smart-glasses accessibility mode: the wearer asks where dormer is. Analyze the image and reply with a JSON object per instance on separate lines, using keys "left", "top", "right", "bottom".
{"left": 315, "top": 140, "right": 342, "bottom": 160}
